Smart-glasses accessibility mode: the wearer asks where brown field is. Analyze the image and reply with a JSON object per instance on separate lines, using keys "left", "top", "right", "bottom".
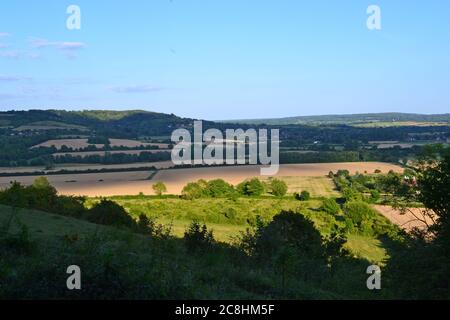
{"left": 152, "top": 162, "right": 402, "bottom": 194}
{"left": 0, "top": 171, "right": 155, "bottom": 197}
{"left": 32, "top": 138, "right": 170, "bottom": 150}
{"left": 373, "top": 205, "right": 435, "bottom": 231}
{"left": 0, "top": 162, "right": 403, "bottom": 197}
{"left": 53, "top": 149, "right": 171, "bottom": 158}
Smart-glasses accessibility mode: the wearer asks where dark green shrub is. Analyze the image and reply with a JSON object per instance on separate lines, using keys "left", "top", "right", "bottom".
{"left": 54, "top": 196, "right": 86, "bottom": 218}
{"left": 183, "top": 221, "right": 214, "bottom": 253}
{"left": 87, "top": 199, "right": 134, "bottom": 228}
{"left": 295, "top": 191, "right": 311, "bottom": 201}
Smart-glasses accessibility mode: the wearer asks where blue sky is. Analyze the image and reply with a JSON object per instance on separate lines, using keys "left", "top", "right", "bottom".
{"left": 0, "top": 0, "right": 449, "bottom": 120}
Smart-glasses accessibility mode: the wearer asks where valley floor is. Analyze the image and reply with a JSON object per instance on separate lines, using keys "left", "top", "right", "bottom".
{"left": 0, "top": 162, "right": 403, "bottom": 197}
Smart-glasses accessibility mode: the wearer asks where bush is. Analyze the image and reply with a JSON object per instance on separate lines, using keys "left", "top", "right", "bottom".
{"left": 135, "top": 214, "right": 154, "bottom": 234}
{"left": 181, "top": 182, "right": 206, "bottom": 200}
{"left": 295, "top": 191, "right": 310, "bottom": 201}
{"left": 54, "top": 196, "right": 86, "bottom": 218}
{"left": 206, "top": 179, "right": 235, "bottom": 198}
{"left": 237, "top": 178, "right": 265, "bottom": 196}
{"left": 87, "top": 199, "right": 134, "bottom": 228}
{"left": 343, "top": 201, "right": 377, "bottom": 233}
{"left": 369, "top": 190, "right": 381, "bottom": 203}
{"left": 270, "top": 179, "right": 288, "bottom": 197}
{"left": 342, "top": 187, "right": 363, "bottom": 202}
{"left": 152, "top": 182, "right": 167, "bottom": 196}
{"left": 0, "top": 178, "right": 58, "bottom": 212}
{"left": 336, "top": 170, "right": 350, "bottom": 177}
{"left": 184, "top": 221, "right": 214, "bottom": 253}
{"left": 322, "top": 199, "right": 340, "bottom": 215}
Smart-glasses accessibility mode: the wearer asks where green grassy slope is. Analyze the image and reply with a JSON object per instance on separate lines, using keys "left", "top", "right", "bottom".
{"left": 87, "top": 197, "right": 389, "bottom": 263}
{"left": 0, "top": 198, "right": 398, "bottom": 299}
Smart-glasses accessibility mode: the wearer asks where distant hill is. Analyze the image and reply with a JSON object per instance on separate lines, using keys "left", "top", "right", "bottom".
{"left": 221, "top": 113, "right": 450, "bottom": 126}
{"left": 0, "top": 109, "right": 209, "bottom": 138}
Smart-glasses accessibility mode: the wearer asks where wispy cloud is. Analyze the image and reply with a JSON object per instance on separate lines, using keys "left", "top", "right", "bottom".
{"left": 0, "top": 75, "right": 33, "bottom": 82}
{"left": 0, "top": 44, "right": 9, "bottom": 49}
{"left": 28, "top": 52, "right": 42, "bottom": 60}
{"left": 0, "top": 51, "right": 20, "bottom": 59}
{"left": 0, "top": 32, "right": 11, "bottom": 38}
{"left": 29, "top": 37, "right": 87, "bottom": 59}
{"left": 58, "top": 42, "right": 86, "bottom": 50}
{"left": 109, "top": 85, "right": 164, "bottom": 93}
{"left": 30, "top": 38, "right": 86, "bottom": 50}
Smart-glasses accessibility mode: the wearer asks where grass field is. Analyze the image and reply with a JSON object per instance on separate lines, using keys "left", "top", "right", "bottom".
{"left": 85, "top": 196, "right": 390, "bottom": 264}
{"left": 1, "top": 197, "right": 389, "bottom": 265}
{"left": 263, "top": 176, "right": 339, "bottom": 197}
{"left": 0, "top": 204, "right": 102, "bottom": 239}
{"left": 0, "top": 202, "right": 392, "bottom": 299}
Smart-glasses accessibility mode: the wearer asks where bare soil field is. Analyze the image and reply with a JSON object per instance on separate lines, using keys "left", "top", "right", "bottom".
{"left": 374, "top": 205, "right": 435, "bottom": 231}
{"left": 152, "top": 162, "right": 402, "bottom": 194}
{"left": 32, "top": 138, "right": 170, "bottom": 150}
{"left": 0, "top": 162, "right": 403, "bottom": 197}
{"left": 0, "top": 171, "right": 155, "bottom": 197}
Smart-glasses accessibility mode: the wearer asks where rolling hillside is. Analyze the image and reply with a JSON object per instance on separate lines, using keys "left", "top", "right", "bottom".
{"left": 0, "top": 202, "right": 388, "bottom": 299}
{"left": 222, "top": 112, "right": 450, "bottom": 126}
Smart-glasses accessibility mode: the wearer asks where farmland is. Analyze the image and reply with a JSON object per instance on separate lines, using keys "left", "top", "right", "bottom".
{"left": 0, "top": 170, "right": 155, "bottom": 197}
{"left": 52, "top": 149, "right": 171, "bottom": 158}
{"left": 0, "top": 109, "right": 448, "bottom": 300}
{"left": 373, "top": 205, "right": 435, "bottom": 231}
{"left": 32, "top": 138, "right": 170, "bottom": 150}
{"left": 0, "top": 162, "right": 403, "bottom": 197}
